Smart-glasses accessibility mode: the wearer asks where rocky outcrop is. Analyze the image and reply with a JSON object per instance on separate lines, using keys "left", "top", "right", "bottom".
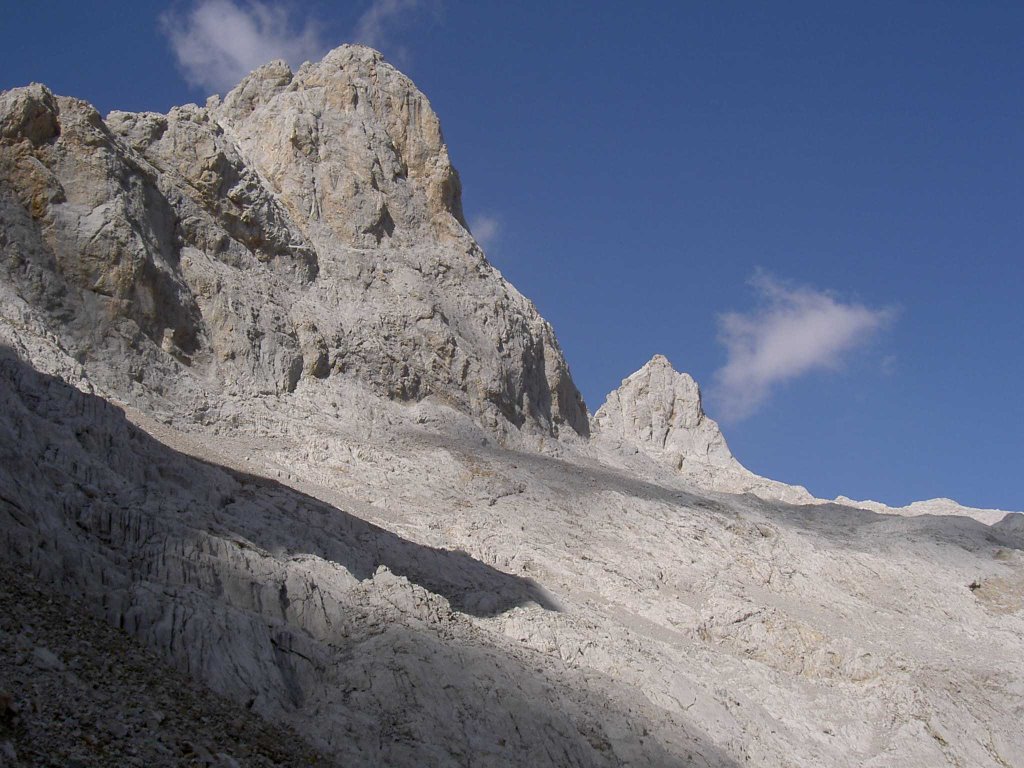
{"left": 592, "top": 355, "right": 734, "bottom": 468}
{"left": 0, "top": 348, "right": 680, "bottom": 766}
{"left": 592, "top": 355, "right": 812, "bottom": 502}
{"left": 0, "top": 45, "right": 587, "bottom": 439}
{"left": 2, "top": 45, "right": 1023, "bottom": 768}
{"left": 0, "top": 563, "right": 328, "bottom": 767}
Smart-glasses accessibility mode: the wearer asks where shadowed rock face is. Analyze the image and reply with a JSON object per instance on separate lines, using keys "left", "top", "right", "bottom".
{"left": 0, "top": 347, "right": 714, "bottom": 767}
{"left": 0, "top": 45, "right": 588, "bottom": 439}
{"left": 0, "top": 561, "right": 331, "bottom": 766}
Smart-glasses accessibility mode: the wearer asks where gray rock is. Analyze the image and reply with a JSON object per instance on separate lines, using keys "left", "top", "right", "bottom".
{"left": 31, "top": 647, "right": 64, "bottom": 672}
{"left": 0, "top": 83, "right": 59, "bottom": 146}
{"left": 0, "top": 45, "right": 588, "bottom": 441}
{"left": 104, "top": 719, "right": 129, "bottom": 739}
{"left": 0, "top": 43, "right": 1022, "bottom": 768}
{"left": 592, "top": 354, "right": 812, "bottom": 502}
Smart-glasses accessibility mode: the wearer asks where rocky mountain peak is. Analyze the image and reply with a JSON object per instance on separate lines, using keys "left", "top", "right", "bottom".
{"left": 593, "top": 355, "right": 812, "bottom": 502}
{"left": 0, "top": 45, "right": 587, "bottom": 439}
{"left": 592, "top": 354, "right": 734, "bottom": 468}
{"left": 2, "top": 40, "right": 1023, "bottom": 768}
{"left": 0, "top": 83, "right": 60, "bottom": 146}
{"left": 212, "top": 43, "right": 467, "bottom": 247}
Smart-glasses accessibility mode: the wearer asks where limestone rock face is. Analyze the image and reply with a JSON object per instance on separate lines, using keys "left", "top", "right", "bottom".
{"left": 214, "top": 49, "right": 465, "bottom": 244}
{"left": 2, "top": 46, "right": 1023, "bottom": 768}
{"left": 0, "top": 84, "right": 60, "bottom": 146}
{"left": 592, "top": 355, "right": 812, "bottom": 503}
{"left": 0, "top": 45, "right": 587, "bottom": 438}
{"left": 592, "top": 354, "right": 734, "bottom": 468}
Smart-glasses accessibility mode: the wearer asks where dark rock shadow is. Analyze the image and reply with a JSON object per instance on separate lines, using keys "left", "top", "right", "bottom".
{"left": 300, "top": 617, "right": 740, "bottom": 768}
{"left": 0, "top": 347, "right": 744, "bottom": 766}
{"left": 738, "top": 494, "right": 1024, "bottom": 557}
{"left": 0, "top": 346, "right": 555, "bottom": 617}
{"left": 408, "top": 429, "right": 710, "bottom": 508}
{"left": 202, "top": 461, "right": 562, "bottom": 615}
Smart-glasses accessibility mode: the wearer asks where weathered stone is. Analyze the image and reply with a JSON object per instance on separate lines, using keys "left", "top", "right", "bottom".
{"left": 592, "top": 355, "right": 812, "bottom": 503}
{"left": 0, "top": 83, "right": 60, "bottom": 146}
{"left": 0, "top": 45, "right": 587, "bottom": 440}
{"left": 30, "top": 647, "right": 63, "bottom": 672}
{"left": 0, "top": 44, "right": 1021, "bottom": 768}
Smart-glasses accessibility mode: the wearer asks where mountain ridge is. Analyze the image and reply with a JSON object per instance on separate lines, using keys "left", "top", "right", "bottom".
{"left": 1, "top": 44, "right": 1021, "bottom": 767}
{"left": 1, "top": 44, "right": 587, "bottom": 443}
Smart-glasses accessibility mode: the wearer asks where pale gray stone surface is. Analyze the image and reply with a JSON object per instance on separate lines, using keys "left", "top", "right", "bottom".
{"left": 592, "top": 354, "right": 813, "bottom": 503}
{"left": 834, "top": 495, "right": 1017, "bottom": 526}
{"left": 1, "top": 44, "right": 1021, "bottom": 768}
{"left": 0, "top": 45, "right": 587, "bottom": 440}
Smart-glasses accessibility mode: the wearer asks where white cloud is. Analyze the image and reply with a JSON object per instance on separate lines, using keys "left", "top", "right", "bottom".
{"left": 469, "top": 214, "right": 500, "bottom": 250}
{"left": 353, "top": 0, "right": 426, "bottom": 51}
{"left": 713, "top": 271, "right": 894, "bottom": 421}
{"left": 161, "top": 1, "right": 325, "bottom": 94}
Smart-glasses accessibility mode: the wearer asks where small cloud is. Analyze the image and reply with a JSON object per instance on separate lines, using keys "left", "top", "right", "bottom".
{"left": 713, "top": 271, "right": 894, "bottom": 421}
{"left": 469, "top": 214, "right": 500, "bottom": 251}
{"left": 161, "top": 0, "right": 325, "bottom": 94}
{"left": 354, "top": 0, "right": 434, "bottom": 62}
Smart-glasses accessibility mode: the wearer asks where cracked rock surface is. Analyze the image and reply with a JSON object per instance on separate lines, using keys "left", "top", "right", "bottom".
{"left": 0, "top": 45, "right": 586, "bottom": 440}
{"left": 0, "top": 563, "right": 328, "bottom": 767}
{"left": 1, "top": 44, "right": 1022, "bottom": 768}
{"left": 591, "top": 354, "right": 813, "bottom": 503}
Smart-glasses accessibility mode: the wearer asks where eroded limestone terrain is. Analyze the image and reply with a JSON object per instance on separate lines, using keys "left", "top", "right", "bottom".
{"left": 1, "top": 45, "right": 1021, "bottom": 767}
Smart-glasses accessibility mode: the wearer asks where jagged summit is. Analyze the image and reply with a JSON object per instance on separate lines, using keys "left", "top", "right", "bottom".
{"left": 211, "top": 44, "right": 468, "bottom": 242}
{"left": 592, "top": 355, "right": 812, "bottom": 503}
{"left": 592, "top": 354, "right": 733, "bottom": 467}
{"left": 2, "top": 47, "right": 1023, "bottom": 768}
{"left": 0, "top": 44, "right": 588, "bottom": 439}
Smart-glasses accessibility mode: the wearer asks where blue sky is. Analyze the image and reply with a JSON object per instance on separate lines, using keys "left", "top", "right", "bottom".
{"left": 2, "top": 2, "right": 1021, "bottom": 509}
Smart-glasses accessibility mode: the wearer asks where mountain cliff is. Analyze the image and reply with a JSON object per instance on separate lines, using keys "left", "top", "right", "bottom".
{"left": 592, "top": 355, "right": 812, "bottom": 503}
{"left": 1, "top": 45, "right": 1022, "bottom": 768}
{"left": 0, "top": 45, "right": 587, "bottom": 440}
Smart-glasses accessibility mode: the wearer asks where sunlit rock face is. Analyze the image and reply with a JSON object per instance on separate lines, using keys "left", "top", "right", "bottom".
{"left": 2, "top": 45, "right": 1023, "bottom": 768}
{"left": 592, "top": 354, "right": 812, "bottom": 503}
{"left": 592, "top": 354, "right": 735, "bottom": 467}
{"left": 0, "top": 45, "right": 588, "bottom": 439}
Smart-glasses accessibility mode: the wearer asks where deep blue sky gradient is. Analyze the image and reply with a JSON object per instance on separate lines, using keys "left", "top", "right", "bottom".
{"left": 2, "top": 2, "right": 1021, "bottom": 508}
